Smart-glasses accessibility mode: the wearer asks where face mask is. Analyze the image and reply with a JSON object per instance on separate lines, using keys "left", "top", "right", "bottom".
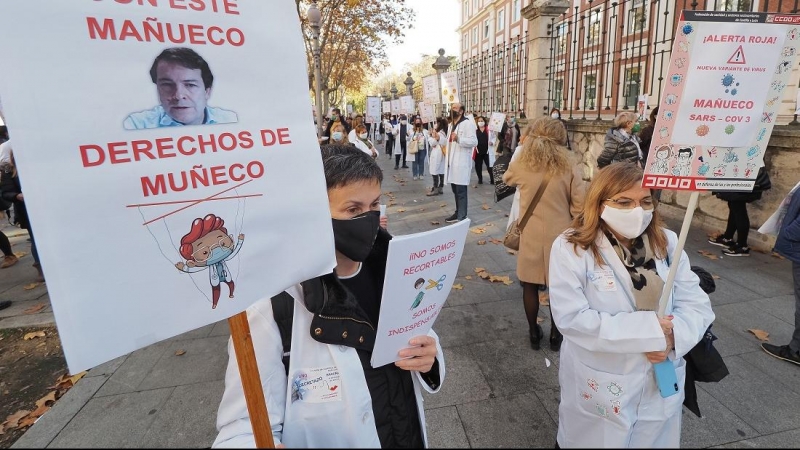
{"left": 415, "top": 122, "right": 422, "bottom": 127}
{"left": 551, "top": 113, "right": 560, "bottom": 119}
{"left": 331, "top": 115, "right": 338, "bottom": 121}
{"left": 332, "top": 132, "right": 343, "bottom": 141}
{"left": 401, "top": 120, "right": 407, "bottom": 125}
{"left": 601, "top": 206, "right": 654, "bottom": 240}
{"left": 451, "top": 110, "right": 459, "bottom": 119}
{"left": 331, "top": 210, "right": 381, "bottom": 262}
{"left": 478, "top": 121, "right": 485, "bottom": 127}
{"left": 358, "top": 133, "right": 368, "bottom": 139}
{"left": 206, "top": 244, "right": 233, "bottom": 265}
{"left": 631, "top": 122, "right": 642, "bottom": 134}
{"left": 510, "top": 119, "right": 516, "bottom": 125}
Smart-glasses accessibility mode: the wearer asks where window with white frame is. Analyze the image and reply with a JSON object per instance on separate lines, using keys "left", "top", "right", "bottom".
{"left": 463, "top": 33, "right": 469, "bottom": 50}
{"left": 497, "top": 9, "right": 505, "bottom": 31}
{"left": 484, "top": 19, "right": 490, "bottom": 38}
{"left": 717, "top": 0, "right": 753, "bottom": 11}
{"left": 627, "top": 0, "right": 647, "bottom": 34}
{"left": 583, "top": 74, "right": 597, "bottom": 110}
{"left": 555, "top": 23, "right": 568, "bottom": 55}
{"left": 513, "top": 0, "right": 521, "bottom": 22}
{"left": 553, "top": 79, "right": 564, "bottom": 110}
{"left": 472, "top": 27, "right": 478, "bottom": 46}
{"left": 587, "top": 9, "right": 602, "bottom": 45}
{"left": 463, "top": 0, "right": 469, "bottom": 21}
{"left": 622, "top": 66, "right": 641, "bottom": 108}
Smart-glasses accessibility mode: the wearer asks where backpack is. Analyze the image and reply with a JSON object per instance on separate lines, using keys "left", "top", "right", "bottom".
{"left": 270, "top": 291, "right": 294, "bottom": 376}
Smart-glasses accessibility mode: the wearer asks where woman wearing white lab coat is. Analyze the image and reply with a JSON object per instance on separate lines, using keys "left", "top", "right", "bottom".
{"left": 426, "top": 117, "right": 448, "bottom": 196}
{"left": 443, "top": 104, "right": 478, "bottom": 222}
{"left": 548, "top": 162, "right": 715, "bottom": 448}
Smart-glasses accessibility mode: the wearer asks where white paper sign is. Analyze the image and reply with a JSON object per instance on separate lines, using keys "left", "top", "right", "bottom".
{"left": 440, "top": 71, "right": 460, "bottom": 104}
{"left": 371, "top": 220, "right": 470, "bottom": 368}
{"left": 419, "top": 102, "right": 435, "bottom": 123}
{"left": 637, "top": 94, "right": 649, "bottom": 121}
{"left": 382, "top": 101, "right": 391, "bottom": 114}
{"left": 0, "top": 1, "right": 336, "bottom": 372}
{"left": 488, "top": 112, "right": 506, "bottom": 133}
{"left": 366, "top": 97, "right": 381, "bottom": 124}
{"left": 423, "top": 75, "right": 439, "bottom": 103}
{"left": 400, "top": 95, "right": 415, "bottom": 115}
{"left": 391, "top": 99, "right": 401, "bottom": 115}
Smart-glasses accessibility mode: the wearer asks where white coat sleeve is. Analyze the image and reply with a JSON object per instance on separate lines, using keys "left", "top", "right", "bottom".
{"left": 414, "top": 329, "right": 445, "bottom": 394}
{"left": 548, "top": 236, "right": 668, "bottom": 353}
{"left": 213, "top": 300, "right": 287, "bottom": 448}
{"left": 666, "top": 233, "right": 716, "bottom": 359}
{"left": 457, "top": 120, "right": 479, "bottom": 149}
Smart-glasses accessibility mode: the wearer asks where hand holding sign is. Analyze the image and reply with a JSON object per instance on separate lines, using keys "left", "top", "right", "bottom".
{"left": 395, "top": 335, "right": 438, "bottom": 373}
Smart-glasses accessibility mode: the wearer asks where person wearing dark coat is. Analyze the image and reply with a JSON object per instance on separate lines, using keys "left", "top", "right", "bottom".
{"left": 597, "top": 111, "right": 642, "bottom": 168}
{"left": 0, "top": 151, "right": 43, "bottom": 281}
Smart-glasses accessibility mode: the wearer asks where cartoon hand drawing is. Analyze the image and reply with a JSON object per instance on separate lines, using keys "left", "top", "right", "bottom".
{"left": 175, "top": 214, "right": 244, "bottom": 309}
{"left": 671, "top": 147, "right": 694, "bottom": 177}
{"left": 649, "top": 145, "right": 671, "bottom": 175}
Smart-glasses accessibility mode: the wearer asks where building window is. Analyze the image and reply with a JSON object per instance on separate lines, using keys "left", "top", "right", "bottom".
{"left": 463, "top": 0, "right": 469, "bottom": 20}
{"left": 513, "top": 0, "right": 521, "bottom": 22}
{"left": 463, "top": 33, "right": 469, "bottom": 50}
{"left": 497, "top": 9, "right": 505, "bottom": 31}
{"left": 552, "top": 79, "right": 563, "bottom": 110}
{"left": 717, "top": 0, "right": 753, "bottom": 11}
{"left": 628, "top": 0, "right": 647, "bottom": 34}
{"left": 473, "top": 0, "right": 479, "bottom": 11}
{"left": 622, "top": 67, "right": 641, "bottom": 108}
{"left": 472, "top": 27, "right": 478, "bottom": 46}
{"left": 484, "top": 19, "right": 490, "bottom": 38}
{"left": 555, "top": 23, "right": 568, "bottom": 55}
{"left": 587, "top": 10, "right": 602, "bottom": 45}
{"left": 510, "top": 86, "right": 518, "bottom": 112}
{"left": 583, "top": 74, "right": 597, "bottom": 110}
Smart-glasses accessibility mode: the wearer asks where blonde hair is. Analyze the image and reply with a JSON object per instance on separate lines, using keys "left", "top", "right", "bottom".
{"left": 566, "top": 162, "right": 667, "bottom": 262}
{"left": 355, "top": 124, "right": 367, "bottom": 134}
{"left": 331, "top": 124, "right": 346, "bottom": 142}
{"left": 613, "top": 111, "right": 638, "bottom": 128}
{"left": 517, "top": 116, "right": 571, "bottom": 176}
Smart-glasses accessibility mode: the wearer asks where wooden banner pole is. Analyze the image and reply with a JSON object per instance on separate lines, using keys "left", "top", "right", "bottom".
{"left": 228, "top": 312, "right": 275, "bottom": 449}
{"left": 657, "top": 191, "right": 701, "bottom": 318}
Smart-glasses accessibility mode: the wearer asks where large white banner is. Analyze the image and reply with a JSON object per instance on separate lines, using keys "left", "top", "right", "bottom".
{"left": 400, "top": 95, "right": 415, "bottom": 115}
{"left": 422, "top": 75, "right": 439, "bottom": 103}
{"left": 419, "top": 102, "right": 435, "bottom": 123}
{"left": 366, "top": 96, "right": 381, "bottom": 124}
{"left": 391, "top": 99, "right": 401, "bottom": 115}
{"left": 440, "top": 71, "right": 460, "bottom": 104}
{"left": 382, "top": 101, "right": 391, "bottom": 114}
{"left": 0, "top": 1, "right": 336, "bottom": 372}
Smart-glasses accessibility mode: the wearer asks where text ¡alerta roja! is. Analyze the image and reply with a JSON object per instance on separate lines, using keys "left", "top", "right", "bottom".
{"left": 79, "top": 128, "right": 292, "bottom": 197}
{"left": 702, "top": 35, "right": 779, "bottom": 44}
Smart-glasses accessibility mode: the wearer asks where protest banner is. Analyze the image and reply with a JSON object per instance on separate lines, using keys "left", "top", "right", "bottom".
{"left": 637, "top": 94, "right": 649, "bottom": 121}
{"left": 400, "top": 95, "right": 415, "bottom": 115}
{"left": 366, "top": 96, "right": 381, "bottom": 124}
{"left": 0, "top": 0, "right": 336, "bottom": 383}
{"left": 419, "top": 102, "right": 435, "bottom": 123}
{"left": 371, "top": 220, "right": 470, "bottom": 368}
{"left": 422, "top": 75, "right": 439, "bottom": 103}
{"left": 391, "top": 99, "right": 402, "bottom": 115}
{"left": 382, "top": 101, "right": 391, "bottom": 114}
{"left": 643, "top": 10, "right": 800, "bottom": 192}
{"left": 488, "top": 112, "right": 506, "bottom": 133}
{"left": 440, "top": 71, "right": 460, "bottom": 104}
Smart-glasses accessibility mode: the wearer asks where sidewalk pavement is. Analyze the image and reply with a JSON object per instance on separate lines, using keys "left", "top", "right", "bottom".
{"left": 6, "top": 154, "right": 800, "bottom": 448}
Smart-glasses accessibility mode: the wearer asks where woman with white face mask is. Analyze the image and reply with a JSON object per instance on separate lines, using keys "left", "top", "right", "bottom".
{"left": 547, "top": 162, "right": 715, "bottom": 448}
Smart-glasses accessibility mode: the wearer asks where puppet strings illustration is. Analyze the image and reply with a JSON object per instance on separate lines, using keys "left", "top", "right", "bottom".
{"left": 133, "top": 185, "right": 250, "bottom": 310}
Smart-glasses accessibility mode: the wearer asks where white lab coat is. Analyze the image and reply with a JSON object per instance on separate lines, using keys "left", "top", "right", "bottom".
{"left": 428, "top": 130, "right": 447, "bottom": 176}
{"left": 353, "top": 138, "right": 377, "bottom": 158}
{"left": 392, "top": 123, "right": 413, "bottom": 156}
{"left": 506, "top": 146, "right": 523, "bottom": 231}
{"left": 548, "top": 229, "right": 715, "bottom": 448}
{"left": 444, "top": 118, "right": 478, "bottom": 186}
{"left": 213, "top": 284, "right": 445, "bottom": 448}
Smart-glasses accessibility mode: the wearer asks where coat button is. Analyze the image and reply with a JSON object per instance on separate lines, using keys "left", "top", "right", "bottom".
{"left": 314, "top": 328, "right": 322, "bottom": 336}
{"left": 359, "top": 336, "right": 365, "bottom": 344}
{"left": 342, "top": 331, "right": 348, "bottom": 339}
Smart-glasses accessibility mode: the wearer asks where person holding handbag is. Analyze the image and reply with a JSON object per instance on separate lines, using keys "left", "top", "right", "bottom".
{"left": 502, "top": 117, "right": 586, "bottom": 351}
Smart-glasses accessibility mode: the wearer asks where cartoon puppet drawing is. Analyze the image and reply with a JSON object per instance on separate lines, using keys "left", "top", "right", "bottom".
{"left": 649, "top": 145, "right": 672, "bottom": 174}
{"left": 671, "top": 147, "right": 694, "bottom": 177}
{"left": 175, "top": 214, "right": 244, "bottom": 309}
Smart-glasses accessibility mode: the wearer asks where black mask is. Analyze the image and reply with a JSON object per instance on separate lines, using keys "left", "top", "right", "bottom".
{"left": 331, "top": 210, "right": 381, "bottom": 262}
{"left": 450, "top": 110, "right": 459, "bottom": 120}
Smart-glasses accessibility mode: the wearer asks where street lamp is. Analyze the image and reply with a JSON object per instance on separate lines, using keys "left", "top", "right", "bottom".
{"left": 307, "top": 1, "right": 323, "bottom": 137}
{"left": 390, "top": 83, "right": 398, "bottom": 100}
{"left": 432, "top": 48, "right": 451, "bottom": 118}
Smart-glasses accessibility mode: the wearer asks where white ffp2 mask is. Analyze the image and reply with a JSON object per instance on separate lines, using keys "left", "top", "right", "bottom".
{"left": 601, "top": 206, "right": 653, "bottom": 239}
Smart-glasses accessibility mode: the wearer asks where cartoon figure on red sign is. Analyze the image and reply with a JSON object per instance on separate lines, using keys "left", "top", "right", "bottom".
{"left": 175, "top": 214, "right": 244, "bottom": 309}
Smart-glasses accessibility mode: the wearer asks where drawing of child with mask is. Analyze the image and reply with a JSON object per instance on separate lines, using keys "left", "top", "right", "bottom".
{"left": 672, "top": 147, "right": 694, "bottom": 177}
{"left": 649, "top": 145, "right": 671, "bottom": 175}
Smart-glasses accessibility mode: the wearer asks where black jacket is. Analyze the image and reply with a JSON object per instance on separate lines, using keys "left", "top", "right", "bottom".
{"left": 0, "top": 168, "right": 28, "bottom": 230}
{"left": 324, "top": 118, "right": 351, "bottom": 139}
{"left": 598, "top": 128, "right": 642, "bottom": 168}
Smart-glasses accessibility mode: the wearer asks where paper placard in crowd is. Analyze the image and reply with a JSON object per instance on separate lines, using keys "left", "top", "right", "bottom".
{"left": 371, "top": 220, "right": 470, "bottom": 368}
{"left": 488, "top": 112, "right": 506, "bottom": 133}
{"left": 391, "top": 99, "right": 401, "bottom": 115}
{"left": 400, "top": 95, "right": 415, "bottom": 115}
{"left": 382, "top": 101, "right": 391, "bottom": 114}
{"left": 0, "top": 1, "right": 336, "bottom": 373}
{"left": 642, "top": 10, "right": 800, "bottom": 192}
{"left": 637, "top": 94, "right": 649, "bottom": 121}
{"left": 440, "top": 71, "right": 460, "bottom": 104}
{"left": 422, "top": 75, "right": 439, "bottom": 103}
{"left": 366, "top": 97, "right": 381, "bottom": 124}
{"left": 419, "top": 102, "right": 435, "bottom": 123}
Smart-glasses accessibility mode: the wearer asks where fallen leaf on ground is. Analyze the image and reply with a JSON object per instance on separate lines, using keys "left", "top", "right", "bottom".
{"left": 697, "top": 250, "right": 719, "bottom": 260}
{"left": 482, "top": 204, "right": 490, "bottom": 210}
{"left": 388, "top": 202, "right": 397, "bottom": 206}
{"left": 712, "top": 274, "right": 721, "bottom": 280}
{"left": 747, "top": 329, "right": 770, "bottom": 341}
{"left": 489, "top": 275, "right": 513, "bottom": 285}
{"left": 23, "top": 283, "right": 41, "bottom": 291}
{"left": 23, "top": 304, "right": 46, "bottom": 314}
{"left": 397, "top": 208, "right": 406, "bottom": 213}
{"left": 489, "top": 238, "right": 503, "bottom": 245}
{"left": 485, "top": 222, "right": 494, "bottom": 227}
{"left": 451, "top": 284, "right": 463, "bottom": 290}
{"left": 175, "top": 349, "right": 186, "bottom": 356}
{"left": 52, "top": 371, "right": 88, "bottom": 390}
{"left": 507, "top": 249, "right": 517, "bottom": 255}
{"left": 23, "top": 331, "right": 45, "bottom": 341}
{"left": 13, "top": 252, "right": 26, "bottom": 258}
{"left": 430, "top": 221, "right": 440, "bottom": 225}
{"left": 2, "top": 410, "right": 31, "bottom": 431}
{"left": 470, "top": 227, "right": 487, "bottom": 234}
{"left": 418, "top": 208, "right": 425, "bottom": 212}
{"left": 771, "top": 252, "right": 786, "bottom": 260}
{"left": 475, "top": 267, "right": 486, "bottom": 273}
{"left": 465, "top": 276, "right": 473, "bottom": 280}
{"left": 440, "top": 204, "right": 447, "bottom": 208}
{"left": 472, "top": 185, "right": 478, "bottom": 188}
{"left": 35, "top": 391, "right": 57, "bottom": 409}
{"left": 477, "top": 240, "right": 486, "bottom": 245}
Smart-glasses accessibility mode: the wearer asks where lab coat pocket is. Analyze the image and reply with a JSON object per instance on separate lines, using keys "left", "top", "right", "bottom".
{"left": 572, "top": 359, "right": 645, "bottom": 429}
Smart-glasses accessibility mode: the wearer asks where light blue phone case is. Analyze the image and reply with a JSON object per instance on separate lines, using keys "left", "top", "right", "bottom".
{"left": 653, "top": 360, "right": 680, "bottom": 398}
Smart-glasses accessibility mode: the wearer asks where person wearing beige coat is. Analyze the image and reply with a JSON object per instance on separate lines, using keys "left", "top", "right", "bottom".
{"left": 503, "top": 117, "right": 586, "bottom": 352}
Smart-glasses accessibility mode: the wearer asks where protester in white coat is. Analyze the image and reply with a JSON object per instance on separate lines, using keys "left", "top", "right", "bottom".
{"left": 443, "top": 103, "right": 478, "bottom": 223}
{"left": 548, "top": 162, "right": 714, "bottom": 448}
{"left": 214, "top": 145, "right": 445, "bottom": 448}
{"left": 426, "top": 117, "right": 448, "bottom": 197}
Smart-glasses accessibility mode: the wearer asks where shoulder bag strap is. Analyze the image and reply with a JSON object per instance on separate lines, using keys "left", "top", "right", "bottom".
{"left": 517, "top": 173, "right": 552, "bottom": 231}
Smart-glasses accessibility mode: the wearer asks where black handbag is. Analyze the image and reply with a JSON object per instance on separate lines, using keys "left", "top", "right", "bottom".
{"left": 493, "top": 150, "right": 516, "bottom": 202}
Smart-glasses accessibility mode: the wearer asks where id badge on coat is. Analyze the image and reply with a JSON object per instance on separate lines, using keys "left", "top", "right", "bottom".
{"left": 291, "top": 366, "right": 342, "bottom": 404}
{"left": 588, "top": 269, "right": 617, "bottom": 292}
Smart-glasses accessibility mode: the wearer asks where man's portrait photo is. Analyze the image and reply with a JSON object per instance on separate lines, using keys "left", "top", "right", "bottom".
{"left": 123, "top": 47, "right": 238, "bottom": 130}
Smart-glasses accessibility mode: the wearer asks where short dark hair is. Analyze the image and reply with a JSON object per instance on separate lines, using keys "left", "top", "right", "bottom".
{"left": 321, "top": 144, "right": 383, "bottom": 190}
{"left": 678, "top": 147, "right": 693, "bottom": 156}
{"left": 150, "top": 47, "right": 214, "bottom": 89}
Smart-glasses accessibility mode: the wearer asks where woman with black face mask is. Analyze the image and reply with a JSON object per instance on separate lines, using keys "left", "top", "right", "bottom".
{"left": 215, "top": 145, "right": 445, "bottom": 449}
